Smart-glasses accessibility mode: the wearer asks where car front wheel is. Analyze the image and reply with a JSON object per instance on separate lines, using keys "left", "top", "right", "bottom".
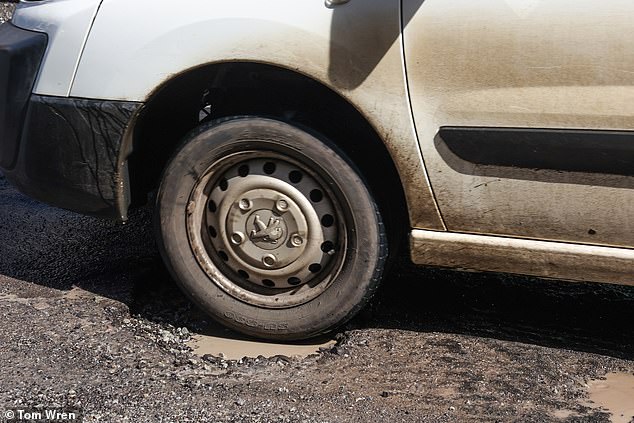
{"left": 155, "top": 117, "right": 387, "bottom": 340}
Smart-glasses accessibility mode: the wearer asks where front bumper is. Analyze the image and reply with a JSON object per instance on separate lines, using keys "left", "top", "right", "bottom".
{"left": 3, "top": 95, "right": 142, "bottom": 219}
{"left": 0, "top": 22, "right": 142, "bottom": 220}
{"left": 0, "top": 23, "right": 47, "bottom": 169}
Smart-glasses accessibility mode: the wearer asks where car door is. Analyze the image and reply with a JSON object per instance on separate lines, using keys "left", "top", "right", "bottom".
{"left": 403, "top": 0, "right": 634, "bottom": 247}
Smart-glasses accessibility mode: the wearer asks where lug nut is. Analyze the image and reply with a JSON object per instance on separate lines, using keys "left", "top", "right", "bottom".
{"left": 238, "top": 198, "right": 252, "bottom": 211}
{"left": 262, "top": 254, "right": 277, "bottom": 267}
{"left": 231, "top": 232, "right": 245, "bottom": 245}
{"left": 291, "top": 234, "right": 304, "bottom": 247}
{"left": 276, "top": 199, "right": 289, "bottom": 213}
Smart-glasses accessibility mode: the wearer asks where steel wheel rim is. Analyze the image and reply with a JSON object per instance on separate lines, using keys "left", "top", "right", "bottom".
{"left": 186, "top": 148, "right": 348, "bottom": 309}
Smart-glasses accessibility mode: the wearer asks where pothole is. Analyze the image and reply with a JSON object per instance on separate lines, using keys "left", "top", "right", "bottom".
{"left": 585, "top": 372, "right": 634, "bottom": 423}
{"left": 187, "top": 322, "right": 335, "bottom": 360}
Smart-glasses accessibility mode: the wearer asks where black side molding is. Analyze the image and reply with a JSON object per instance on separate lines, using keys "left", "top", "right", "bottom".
{"left": 438, "top": 127, "right": 634, "bottom": 176}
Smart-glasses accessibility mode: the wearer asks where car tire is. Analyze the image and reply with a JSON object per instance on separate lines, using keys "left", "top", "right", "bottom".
{"left": 155, "top": 116, "right": 387, "bottom": 340}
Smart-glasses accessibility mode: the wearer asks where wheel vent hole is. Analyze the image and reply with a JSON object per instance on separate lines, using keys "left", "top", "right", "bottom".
{"left": 289, "top": 170, "right": 303, "bottom": 184}
{"left": 263, "top": 162, "right": 276, "bottom": 175}
{"left": 321, "top": 214, "right": 335, "bottom": 228}
{"left": 207, "top": 200, "right": 217, "bottom": 213}
{"left": 308, "top": 263, "right": 322, "bottom": 273}
{"left": 208, "top": 225, "right": 217, "bottom": 238}
{"left": 262, "top": 279, "right": 275, "bottom": 287}
{"left": 288, "top": 277, "right": 301, "bottom": 286}
{"left": 237, "top": 270, "right": 249, "bottom": 279}
{"left": 219, "top": 178, "right": 229, "bottom": 191}
{"left": 238, "top": 164, "right": 249, "bottom": 177}
{"left": 310, "top": 189, "right": 323, "bottom": 203}
{"left": 218, "top": 250, "right": 229, "bottom": 261}
{"left": 321, "top": 241, "right": 335, "bottom": 254}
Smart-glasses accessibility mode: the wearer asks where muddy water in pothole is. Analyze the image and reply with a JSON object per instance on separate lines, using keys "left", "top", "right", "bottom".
{"left": 187, "top": 323, "right": 335, "bottom": 360}
{"left": 586, "top": 373, "right": 634, "bottom": 423}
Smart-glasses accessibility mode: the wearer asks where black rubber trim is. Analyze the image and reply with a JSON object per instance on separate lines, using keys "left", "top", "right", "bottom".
{"left": 0, "top": 23, "right": 47, "bottom": 169}
{"left": 438, "top": 127, "right": 634, "bottom": 176}
{"left": 3, "top": 95, "right": 142, "bottom": 220}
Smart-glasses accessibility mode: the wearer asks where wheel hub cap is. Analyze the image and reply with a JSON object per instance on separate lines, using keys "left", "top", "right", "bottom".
{"left": 203, "top": 157, "right": 339, "bottom": 291}
{"left": 223, "top": 188, "right": 309, "bottom": 270}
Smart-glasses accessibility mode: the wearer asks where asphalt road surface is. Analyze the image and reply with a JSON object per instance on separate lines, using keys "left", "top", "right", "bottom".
{"left": 1, "top": 5, "right": 634, "bottom": 422}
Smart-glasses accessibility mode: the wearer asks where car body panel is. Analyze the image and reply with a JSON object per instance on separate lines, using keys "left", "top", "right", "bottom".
{"left": 71, "top": 0, "right": 445, "bottom": 230}
{"left": 404, "top": 0, "right": 634, "bottom": 247}
{"left": 12, "top": 0, "right": 102, "bottom": 97}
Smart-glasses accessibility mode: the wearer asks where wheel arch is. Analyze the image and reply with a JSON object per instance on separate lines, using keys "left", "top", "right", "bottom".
{"left": 126, "top": 61, "right": 410, "bottom": 246}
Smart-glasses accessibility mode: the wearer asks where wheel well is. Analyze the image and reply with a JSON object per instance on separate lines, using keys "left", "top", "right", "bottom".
{"left": 130, "top": 62, "right": 408, "bottom": 244}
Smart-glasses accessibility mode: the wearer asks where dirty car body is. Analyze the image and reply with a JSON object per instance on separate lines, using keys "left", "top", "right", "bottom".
{"left": 1, "top": 0, "right": 633, "bottom": 339}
